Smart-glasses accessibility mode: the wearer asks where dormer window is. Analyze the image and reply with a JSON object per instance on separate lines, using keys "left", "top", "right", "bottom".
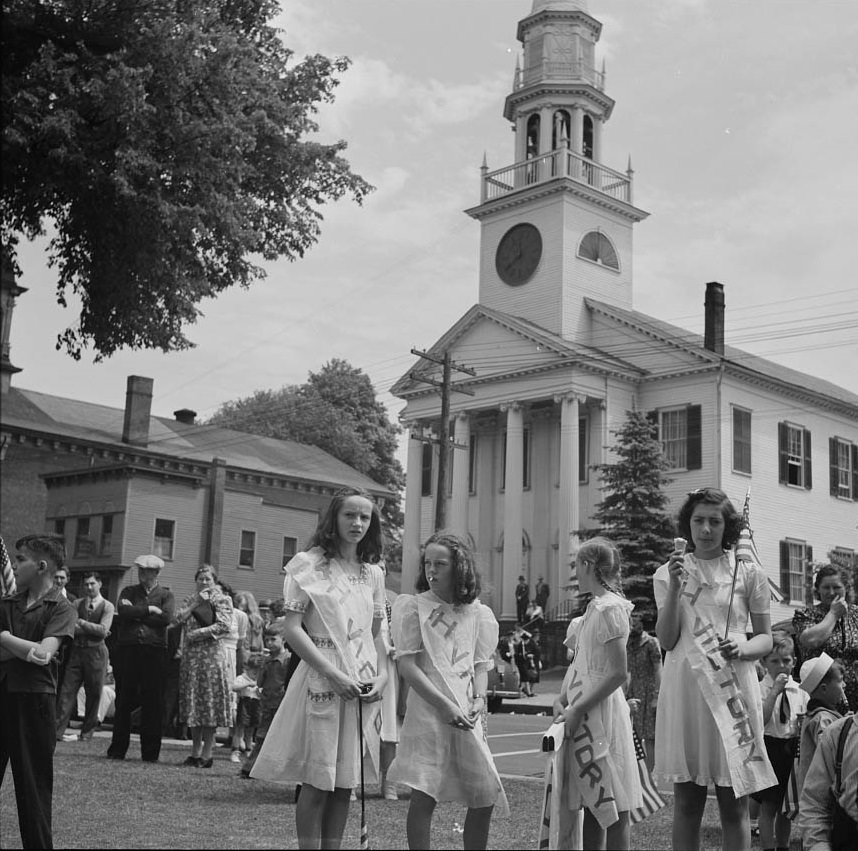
{"left": 578, "top": 231, "right": 619, "bottom": 270}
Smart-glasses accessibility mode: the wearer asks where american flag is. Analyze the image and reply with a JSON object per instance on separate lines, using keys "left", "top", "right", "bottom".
{"left": 630, "top": 729, "right": 666, "bottom": 824}
{"left": 733, "top": 489, "right": 786, "bottom": 603}
{"left": 0, "top": 535, "right": 14, "bottom": 597}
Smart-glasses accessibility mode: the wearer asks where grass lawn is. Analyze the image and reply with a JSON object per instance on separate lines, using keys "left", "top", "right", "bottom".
{"left": 1, "top": 736, "right": 780, "bottom": 849}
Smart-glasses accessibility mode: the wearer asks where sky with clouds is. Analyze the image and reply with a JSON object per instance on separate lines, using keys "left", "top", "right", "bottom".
{"left": 9, "top": 0, "right": 858, "bottom": 453}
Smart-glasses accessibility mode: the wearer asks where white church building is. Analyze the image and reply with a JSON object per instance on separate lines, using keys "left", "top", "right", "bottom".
{"left": 392, "top": 0, "right": 858, "bottom": 624}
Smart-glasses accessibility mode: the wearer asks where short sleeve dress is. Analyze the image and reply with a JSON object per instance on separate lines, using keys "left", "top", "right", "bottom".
{"left": 249, "top": 548, "right": 386, "bottom": 790}
{"left": 653, "top": 553, "right": 771, "bottom": 787}
{"left": 388, "top": 592, "right": 508, "bottom": 812}
{"left": 792, "top": 603, "right": 858, "bottom": 712}
{"left": 561, "top": 592, "right": 642, "bottom": 814}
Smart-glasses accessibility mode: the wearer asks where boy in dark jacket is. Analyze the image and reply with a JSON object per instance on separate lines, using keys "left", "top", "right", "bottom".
{"left": 0, "top": 534, "right": 76, "bottom": 849}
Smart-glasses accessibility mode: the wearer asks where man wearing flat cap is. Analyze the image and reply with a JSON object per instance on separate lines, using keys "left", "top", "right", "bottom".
{"left": 107, "top": 555, "right": 175, "bottom": 763}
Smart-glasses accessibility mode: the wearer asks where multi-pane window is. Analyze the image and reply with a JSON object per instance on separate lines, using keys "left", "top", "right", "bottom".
{"left": 778, "top": 422, "right": 812, "bottom": 489}
{"left": 239, "top": 530, "right": 256, "bottom": 568}
{"left": 830, "top": 437, "right": 856, "bottom": 500}
{"left": 100, "top": 514, "right": 114, "bottom": 554}
{"left": 74, "top": 516, "right": 92, "bottom": 557}
{"left": 732, "top": 407, "right": 752, "bottom": 474}
{"left": 661, "top": 409, "right": 687, "bottom": 469}
{"left": 54, "top": 518, "right": 65, "bottom": 538}
{"left": 153, "top": 518, "right": 175, "bottom": 560}
{"left": 282, "top": 536, "right": 298, "bottom": 568}
{"left": 578, "top": 417, "right": 589, "bottom": 483}
{"left": 780, "top": 539, "right": 812, "bottom": 605}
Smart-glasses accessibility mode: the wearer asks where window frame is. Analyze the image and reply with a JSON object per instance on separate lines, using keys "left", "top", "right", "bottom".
{"left": 660, "top": 407, "right": 688, "bottom": 470}
{"left": 577, "top": 230, "right": 620, "bottom": 272}
{"left": 239, "top": 529, "right": 256, "bottom": 570}
{"left": 780, "top": 538, "right": 812, "bottom": 606}
{"left": 468, "top": 433, "right": 478, "bottom": 496}
{"left": 74, "top": 516, "right": 93, "bottom": 558}
{"left": 830, "top": 437, "right": 855, "bottom": 500}
{"left": 152, "top": 517, "right": 176, "bottom": 561}
{"left": 100, "top": 514, "right": 114, "bottom": 555}
{"left": 778, "top": 421, "right": 812, "bottom": 490}
{"left": 732, "top": 406, "right": 752, "bottom": 475}
{"left": 282, "top": 536, "right": 298, "bottom": 568}
{"left": 578, "top": 416, "right": 589, "bottom": 483}
{"left": 421, "top": 441, "right": 433, "bottom": 497}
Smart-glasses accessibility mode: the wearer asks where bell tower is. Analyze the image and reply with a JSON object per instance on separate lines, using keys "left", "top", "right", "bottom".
{"left": 466, "top": 0, "right": 648, "bottom": 341}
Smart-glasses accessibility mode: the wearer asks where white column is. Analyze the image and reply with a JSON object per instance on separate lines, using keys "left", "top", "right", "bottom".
{"left": 600, "top": 400, "right": 609, "bottom": 467}
{"left": 402, "top": 422, "right": 424, "bottom": 596}
{"left": 501, "top": 402, "right": 524, "bottom": 619}
{"left": 556, "top": 394, "right": 583, "bottom": 587}
{"left": 539, "top": 107, "right": 553, "bottom": 155}
{"left": 450, "top": 413, "right": 470, "bottom": 537}
{"left": 571, "top": 105, "right": 583, "bottom": 156}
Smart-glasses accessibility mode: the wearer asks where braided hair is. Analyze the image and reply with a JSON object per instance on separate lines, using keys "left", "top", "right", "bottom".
{"left": 416, "top": 532, "right": 481, "bottom": 605}
{"left": 576, "top": 537, "right": 625, "bottom": 597}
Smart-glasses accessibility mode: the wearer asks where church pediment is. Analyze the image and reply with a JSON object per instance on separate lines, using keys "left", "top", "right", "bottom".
{"left": 391, "top": 304, "right": 643, "bottom": 401}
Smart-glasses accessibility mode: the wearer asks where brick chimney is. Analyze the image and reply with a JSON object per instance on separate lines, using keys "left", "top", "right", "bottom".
{"left": 704, "top": 281, "right": 725, "bottom": 356}
{"left": 122, "top": 375, "right": 153, "bottom": 446}
{"left": 174, "top": 408, "right": 197, "bottom": 425}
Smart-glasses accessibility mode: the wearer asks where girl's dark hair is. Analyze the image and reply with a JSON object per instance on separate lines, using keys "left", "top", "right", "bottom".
{"left": 216, "top": 579, "right": 235, "bottom": 602}
{"left": 676, "top": 488, "right": 742, "bottom": 551}
{"left": 813, "top": 564, "right": 854, "bottom": 603}
{"left": 195, "top": 563, "right": 218, "bottom": 581}
{"left": 309, "top": 487, "right": 383, "bottom": 563}
{"left": 416, "top": 532, "right": 481, "bottom": 605}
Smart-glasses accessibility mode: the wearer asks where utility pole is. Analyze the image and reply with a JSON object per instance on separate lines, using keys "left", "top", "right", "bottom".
{"left": 409, "top": 348, "right": 476, "bottom": 530}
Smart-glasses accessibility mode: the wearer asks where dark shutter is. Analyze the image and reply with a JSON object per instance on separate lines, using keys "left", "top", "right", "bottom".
{"left": 803, "top": 429, "right": 812, "bottom": 490}
{"left": 646, "top": 410, "right": 659, "bottom": 439}
{"left": 778, "top": 422, "right": 789, "bottom": 484}
{"left": 779, "top": 540, "right": 790, "bottom": 601}
{"left": 805, "top": 545, "right": 814, "bottom": 605}
{"left": 830, "top": 437, "right": 839, "bottom": 496}
{"left": 852, "top": 444, "right": 858, "bottom": 500}
{"left": 686, "top": 405, "right": 702, "bottom": 470}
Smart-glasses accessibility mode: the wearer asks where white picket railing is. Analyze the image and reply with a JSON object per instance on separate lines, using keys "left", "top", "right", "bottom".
{"left": 481, "top": 148, "right": 632, "bottom": 204}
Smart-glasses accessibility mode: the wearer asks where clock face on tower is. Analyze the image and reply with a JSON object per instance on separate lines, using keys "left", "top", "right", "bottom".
{"left": 495, "top": 223, "right": 542, "bottom": 286}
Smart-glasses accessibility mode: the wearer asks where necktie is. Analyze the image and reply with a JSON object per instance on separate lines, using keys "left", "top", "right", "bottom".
{"left": 779, "top": 690, "right": 791, "bottom": 725}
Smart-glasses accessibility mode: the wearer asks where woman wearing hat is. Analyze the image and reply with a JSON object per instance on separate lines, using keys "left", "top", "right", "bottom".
{"left": 792, "top": 564, "right": 857, "bottom": 712}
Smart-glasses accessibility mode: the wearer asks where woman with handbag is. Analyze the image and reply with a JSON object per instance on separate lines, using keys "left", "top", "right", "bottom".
{"left": 174, "top": 564, "right": 234, "bottom": 767}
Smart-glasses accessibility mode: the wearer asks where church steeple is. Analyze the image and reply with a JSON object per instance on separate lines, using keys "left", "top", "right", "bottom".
{"left": 465, "top": 1, "right": 648, "bottom": 341}
{"left": 506, "top": 0, "right": 614, "bottom": 163}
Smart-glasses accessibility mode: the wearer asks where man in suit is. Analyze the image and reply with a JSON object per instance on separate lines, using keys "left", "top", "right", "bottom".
{"left": 107, "top": 555, "right": 174, "bottom": 763}
{"left": 55, "top": 572, "right": 114, "bottom": 742}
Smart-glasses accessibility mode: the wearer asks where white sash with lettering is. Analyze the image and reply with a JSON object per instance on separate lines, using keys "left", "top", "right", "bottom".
{"left": 557, "top": 654, "right": 620, "bottom": 830}
{"left": 292, "top": 554, "right": 381, "bottom": 779}
{"left": 416, "top": 594, "right": 509, "bottom": 814}
{"left": 676, "top": 554, "right": 776, "bottom": 797}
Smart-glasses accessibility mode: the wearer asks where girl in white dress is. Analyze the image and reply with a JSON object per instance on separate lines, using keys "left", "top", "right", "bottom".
{"left": 654, "top": 488, "right": 774, "bottom": 851}
{"left": 553, "top": 537, "right": 642, "bottom": 850}
{"left": 389, "top": 532, "right": 508, "bottom": 850}
{"left": 250, "top": 487, "right": 388, "bottom": 850}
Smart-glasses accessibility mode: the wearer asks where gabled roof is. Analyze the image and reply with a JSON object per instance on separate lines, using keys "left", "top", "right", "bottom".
{"left": 390, "top": 303, "right": 645, "bottom": 397}
{"left": 1, "top": 387, "right": 391, "bottom": 495}
{"left": 586, "top": 298, "right": 858, "bottom": 411}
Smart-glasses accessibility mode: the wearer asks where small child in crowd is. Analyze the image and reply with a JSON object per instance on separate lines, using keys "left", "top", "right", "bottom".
{"left": 797, "top": 653, "right": 844, "bottom": 795}
{"left": 231, "top": 652, "right": 265, "bottom": 761}
{"left": 241, "top": 624, "right": 293, "bottom": 777}
{"left": 752, "top": 631, "right": 808, "bottom": 851}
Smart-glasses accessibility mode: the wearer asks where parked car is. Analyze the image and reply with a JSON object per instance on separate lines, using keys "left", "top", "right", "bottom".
{"left": 486, "top": 647, "right": 520, "bottom": 713}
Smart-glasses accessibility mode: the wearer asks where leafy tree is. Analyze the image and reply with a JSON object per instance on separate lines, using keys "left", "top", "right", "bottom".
{"left": 208, "top": 360, "right": 404, "bottom": 545}
{"left": 2, "top": 0, "right": 372, "bottom": 359}
{"left": 590, "top": 410, "right": 675, "bottom": 612}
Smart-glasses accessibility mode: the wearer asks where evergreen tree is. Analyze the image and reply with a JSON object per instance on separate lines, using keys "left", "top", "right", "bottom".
{"left": 591, "top": 410, "right": 675, "bottom": 613}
